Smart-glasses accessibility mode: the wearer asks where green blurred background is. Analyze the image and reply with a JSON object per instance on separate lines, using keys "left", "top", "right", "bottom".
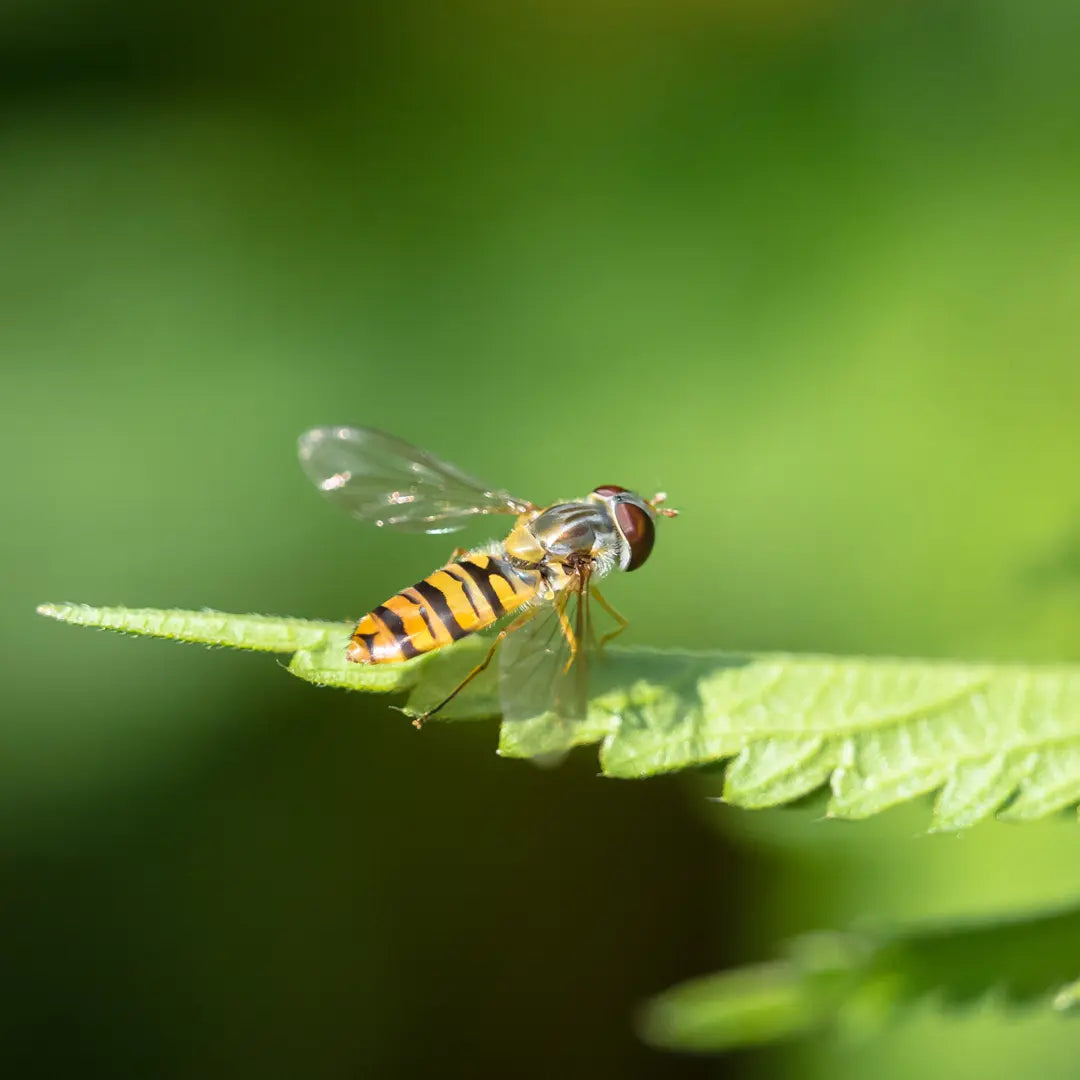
{"left": 5, "top": 1, "right": 1080, "bottom": 1076}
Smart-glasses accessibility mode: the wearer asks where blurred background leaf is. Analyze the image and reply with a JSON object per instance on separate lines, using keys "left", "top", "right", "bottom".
{"left": 6, "top": 1, "right": 1080, "bottom": 1077}
{"left": 639, "top": 903, "right": 1080, "bottom": 1054}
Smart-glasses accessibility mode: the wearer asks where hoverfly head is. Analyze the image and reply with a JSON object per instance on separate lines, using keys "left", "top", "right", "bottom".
{"left": 589, "top": 485, "right": 668, "bottom": 571}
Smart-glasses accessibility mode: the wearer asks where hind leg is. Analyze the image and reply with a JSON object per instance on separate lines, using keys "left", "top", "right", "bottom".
{"left": 409, "top": 608, "right": 539, "bottom": 728}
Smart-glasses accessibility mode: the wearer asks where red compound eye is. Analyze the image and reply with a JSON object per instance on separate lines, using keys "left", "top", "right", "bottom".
{"left": 613, "top": 501, "right": 655, "bottom": 571}
{"left": 592, "top": 484, "right": 628, "bottom": 497}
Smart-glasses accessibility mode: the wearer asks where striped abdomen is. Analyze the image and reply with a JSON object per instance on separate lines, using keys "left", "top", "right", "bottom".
{"left": 346, "top": 553, "right": 541, "bottom": 664}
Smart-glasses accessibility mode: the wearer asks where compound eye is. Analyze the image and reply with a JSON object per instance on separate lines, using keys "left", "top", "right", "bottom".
{"left": 614, "top": 501, "right": 655, "bottom": 571}
{"left": 593, "top": 484, "right": 628, "bottom": 497}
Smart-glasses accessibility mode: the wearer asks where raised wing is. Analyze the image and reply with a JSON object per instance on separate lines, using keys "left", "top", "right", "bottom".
{"left": 298, "top": 426, "right": 532, "bottom": 534}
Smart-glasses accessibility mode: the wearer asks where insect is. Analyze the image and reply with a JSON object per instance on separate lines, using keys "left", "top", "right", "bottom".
{"left": 298, "top": 426, "right": 676, "bottom": 729}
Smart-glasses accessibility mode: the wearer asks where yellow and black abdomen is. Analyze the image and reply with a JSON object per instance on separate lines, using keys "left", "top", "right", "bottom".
{"left": 346, "top": 553, "right": 540, "bottom": 664}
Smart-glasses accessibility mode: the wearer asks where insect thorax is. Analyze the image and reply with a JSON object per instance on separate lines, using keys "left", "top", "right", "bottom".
{"left": 504, "top": 501, "right": 623, "bottom": 579}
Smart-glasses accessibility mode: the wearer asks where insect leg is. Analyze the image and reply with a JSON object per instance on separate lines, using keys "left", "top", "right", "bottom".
{"left": 442, "top": 546, "right": 469, "bottom": 566}
{"left": 590, "top": 584, "right": 629, "bottom": 649}
{"left": 555, "top": 592, "right": 578, "bottom": 674}
{"left": 411, "top": 609, "right": 538, "bottom": 728}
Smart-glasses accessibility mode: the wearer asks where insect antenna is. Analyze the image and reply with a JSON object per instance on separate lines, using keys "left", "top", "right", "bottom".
{"left": 649, "top": 491, "right": 679, "bottom": 518}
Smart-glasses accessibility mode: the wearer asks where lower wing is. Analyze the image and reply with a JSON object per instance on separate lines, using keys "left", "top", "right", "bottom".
{"left": 497, "top": 568, "right": 596, "bottom": 728}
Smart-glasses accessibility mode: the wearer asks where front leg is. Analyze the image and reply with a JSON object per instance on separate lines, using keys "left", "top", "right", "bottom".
{"left": 591, "top": 584, "right": 629, "bottom": 650}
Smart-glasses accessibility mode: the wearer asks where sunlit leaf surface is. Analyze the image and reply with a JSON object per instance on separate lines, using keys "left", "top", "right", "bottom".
{"left": 38, "top": 603, "right": 1080, "bottom": 827}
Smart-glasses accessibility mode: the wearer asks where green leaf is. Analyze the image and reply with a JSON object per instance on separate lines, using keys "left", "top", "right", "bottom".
{"left": 36, "top": 604, "right": 427, "bottom": 694}
{"left": 37, "top": 603, "right": 1080, "bottom": 826}
{"left": 638, "top": 903, "right": 1080, "bottom": 1053}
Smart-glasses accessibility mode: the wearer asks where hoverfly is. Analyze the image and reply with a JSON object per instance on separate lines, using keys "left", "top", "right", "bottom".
{"left": 298, "top": 427, "right": 676, "bottom": 728}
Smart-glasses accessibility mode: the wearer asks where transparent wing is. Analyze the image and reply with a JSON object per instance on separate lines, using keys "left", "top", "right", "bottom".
{"left": 298, "top": 426, "right": 532, "bottom": 534}
{"left": 498, "top": 571, "right": 595, "bottom": 728}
